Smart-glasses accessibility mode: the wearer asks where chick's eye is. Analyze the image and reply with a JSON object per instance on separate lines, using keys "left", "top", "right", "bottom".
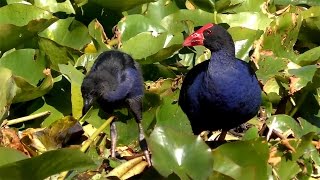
{"left": 206, "top": 30, "right": 212, "bottom": 35}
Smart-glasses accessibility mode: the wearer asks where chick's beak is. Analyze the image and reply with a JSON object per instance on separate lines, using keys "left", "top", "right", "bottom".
{"left": 82, "top": 96, "right": 94, "bottom": 116}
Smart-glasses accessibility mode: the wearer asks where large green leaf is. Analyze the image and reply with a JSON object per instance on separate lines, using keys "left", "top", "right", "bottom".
{"left": 0, "top": 148, "right": 95, "bottom": 180}
{"left": 91, "top": 0, "right": 157, "bottom": 11}
{"left": 160, "top": 9, "right": 214, "bottom": 34}
{"left": 0, "top": 49, "right": 46, "bottom": 86}
{"left": 118, "top": 14, "right": 167, "bottom": 42}
{"left": 39, "top": 17, "right": 91, "bottom": 50}
{"left": 216, "top": 12, "right": 272, "bottom": 30}
{"left": 0, "top": 49, "right": 53, "bottom": 103}
{"left": 228, "top": 27, "right": 263, "bottom": 61}
{"left": 58, "top": 63, "right": 84, "bottom": 119}
{"left": 274, "top": 0, "right": 320, "bottom": 6}
{"left": 266, "top": 114, "right": 303, "bottom": 138}
{"left": 260, "top": 11, "right": 302, "bottom": 59}
{"left": 156, "top": 90, "right": 192, "bottom": 134}
{"left": 256, "top": 56, "right": 289, "bottom": 84}
{"left": 0, "top": 147, "right": 28, "bottom": 167}
{"left": 0, "top": 67, "right": 16, "bottom": 120}
{"left": 145, "top": 0, "right": 180, "bottom": 22}
{"left": 87, "top": 19, "right": 109, "bottom": 53}
{"left": 211, "top": 138, "right": 269, "bottom": 180}
{"left": 0, "top": 3, "right": 57, "bottom": 52}
{"left": 28, "top": 0, "right": 75, "bottom": 14}
{"left": 148, "top": 126, "right": 213, "bottom": 180}
{"left": 121, "top": 32, "right": 182, "bottom": 61}
{"left": 288, "top": 65, "right": 318, "bottom": 92}
{"left": 294, "top": 46, "right": 320, "bottom": 66}
{"left": 38, "top": 37, "right": 80, "bottom": 71}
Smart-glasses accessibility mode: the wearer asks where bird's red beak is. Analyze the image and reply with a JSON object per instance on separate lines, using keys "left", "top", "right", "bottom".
{"left": 183, "top": 23, "right": 214, "bottom": 47}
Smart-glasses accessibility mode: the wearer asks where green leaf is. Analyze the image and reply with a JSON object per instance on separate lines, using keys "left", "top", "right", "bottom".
{"left": 29, "top": 0, "right": 75, "bottom": 14}
{"left": 58, "top": 63, "right": 85, "bottom": 119}
{"left": 0, "top": 49, "right": 53, "bottom": 103}
{"left": 274, "top": 133, "right": 315, "bottom": 180}
{"left": 148, "top": 126, "right": 213, "bottom": 180}
{"left": 211, "top": 138, "right": 269, "bottom": 180}
{"left": 0, "top": 3, "right": 53, "bottom": 26}
{"left": 0, "top": 3, "right": 57, "bottom": 52}
{"left": 260, "top": 11, "right": 302, "bottom": 59}
{"left": 242, "top": 126, "right": 259, "bottom": 140}
{"left": 256, "top": 56, "right": 289, "bottom": 84}
{"left": 156, "top": 91, "right": 192, "bottom": 134}
{"left": 274, "top": 157, "right": 300, "bottom": 180}
{"left": 12, "top": 73, "right": 53, "bottom": 103}
{"left": 121, "top": 32, "right": 182, "bottom": 61}
{"left": 0, "top": 148, "right": 95, "bottom": 180}
{"left": 39, "top": 17, "right": 91, "bottom": 50}
{"left": 0, "top": 147, "right": 28, "bottom": 166}
{"left": 138, "top": 34, "right": 183, "bottom": 64}
{"left": 266, "top": 114, "right": 303, "bottom": 138}
{"left": 0, "top": 67, "right": 16, "bottom": 120}
{"left": 141, "top": 64, "right": 176, "bottom": 81}
{"left": 274, "top": 0, "right": 320, "bottom": 6}
{"left": 225, "top": 0, "right": 266, "bottom": 13}
{"left": 295, "top": 46, "right": 320, "bottom": 66}
{"left": 288, "top": 65, "right": 318, "bottom": 92}
{"left": 0, "top": 49, "right": 46, "bottom": 86}
{"left": 145, "top": 0, "right": 180, "bottom": 22}
{"left": 160, "top": 9, "right": 214, "bottom": 34}
{"left": 87, "top": 19, "right": 109, "bottom": 53}
{"left": 91, "top": 0, "right": 157, "bottom": 11}
{"left": 38, "top": 37, "right": 79, "bottom": 71}
{"left": 228, "top": 27, "right": 263, "bottom": 61}
{"left": 33, "top": 76, "right": 72, "bottom": 127}
{"left": 118, "top": 14, "right": 167, "bottom": 42}
{"left": 217, "top": 12, "right": 272, "bottom": 30}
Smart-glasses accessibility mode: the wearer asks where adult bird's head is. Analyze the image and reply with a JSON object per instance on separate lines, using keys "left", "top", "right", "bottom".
{"left": 183, "top": 23, "right": 235, "bottom": 55}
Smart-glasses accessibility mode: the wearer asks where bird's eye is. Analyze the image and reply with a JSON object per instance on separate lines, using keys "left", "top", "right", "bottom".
{"left": 206, "top": 30, "right": 212, "bottom": 34}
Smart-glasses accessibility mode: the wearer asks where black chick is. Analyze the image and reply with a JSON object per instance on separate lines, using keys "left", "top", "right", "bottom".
{"left": 179, "top": 23, "right": 262, "bottom": 140}
{"left": 81, "top": 50, "right": 151, "bottom": 165}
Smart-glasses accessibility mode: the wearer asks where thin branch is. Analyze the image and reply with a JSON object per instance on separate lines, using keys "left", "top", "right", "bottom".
{"left": 5, "top": 111, "right": 51, "bottom": 126}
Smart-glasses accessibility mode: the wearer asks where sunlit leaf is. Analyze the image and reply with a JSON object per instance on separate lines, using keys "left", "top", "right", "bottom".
{"left": 91, "top": 0, "right": 157, "bottom": 11}
{"left": 29, "top": 0, "right": 75, "bottom": 14}
{"left": 0, "top": 67, "right": 16, "bottom": 120}
{"left": 0, "top": 3, "right": 57, "bottom": 52}
{"left": 148, "top": 126, "right": 212, "bottom": 180}
{"left": 58, "top": 63, "right": 85, "bottom": 119}
{"left": 39, "top": 17, "right": 91, "bottom": 50}
{"left": 118, "top": 14, "right": 167, "bottom": 42}
{"left": 211, "top": 138, "right": 269, "bottom": 180}
{"left": 266, "top": 114, "right": 303, "bottom": 138}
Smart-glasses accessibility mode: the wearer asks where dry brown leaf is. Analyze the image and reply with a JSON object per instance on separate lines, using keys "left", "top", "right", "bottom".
{"left": 0, "top": 128, "right": 31, "bottom": 157}
{"left": 268, "top": 147, "right": 281, "bottom": 166}
{"left": 289, "top": 76, "right": 300, "bottom": 94}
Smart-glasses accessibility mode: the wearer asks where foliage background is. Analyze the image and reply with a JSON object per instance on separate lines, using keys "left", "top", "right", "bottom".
{"left": 0, "top": 0, "right": 320, "bottom": 179}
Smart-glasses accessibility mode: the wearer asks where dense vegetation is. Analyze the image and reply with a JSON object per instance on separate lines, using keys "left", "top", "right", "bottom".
{"left": 0, "top": 0, "right": 320, "bottom": 179}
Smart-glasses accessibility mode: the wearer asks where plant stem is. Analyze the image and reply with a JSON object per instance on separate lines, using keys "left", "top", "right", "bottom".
{"left": 80, "top": 116, "right": 115, "bottom": 152}
{"left": 289, "top": 91, "right": 308, "bottom": 117}
{"left": 6, "top": 111, "right": 51, "bottom": 126}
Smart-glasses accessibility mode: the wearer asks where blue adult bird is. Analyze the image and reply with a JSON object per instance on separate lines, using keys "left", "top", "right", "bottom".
{"left": 179, "top": 23, "right": 262, "bottom": 140}
{"left": 81, "top": 50, "right": 151, "bottom": 165}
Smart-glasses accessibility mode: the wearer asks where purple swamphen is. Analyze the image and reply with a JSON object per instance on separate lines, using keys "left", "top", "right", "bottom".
{"left": 81, "top": 50, "right": 151, "bottom": 166}
{"left": 179, "top": 23, "right": 262, "bottom": 140}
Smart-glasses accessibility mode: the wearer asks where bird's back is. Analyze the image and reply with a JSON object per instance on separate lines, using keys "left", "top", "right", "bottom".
{"left": 82, "top": 50, "right": 144, "bottom": 113}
